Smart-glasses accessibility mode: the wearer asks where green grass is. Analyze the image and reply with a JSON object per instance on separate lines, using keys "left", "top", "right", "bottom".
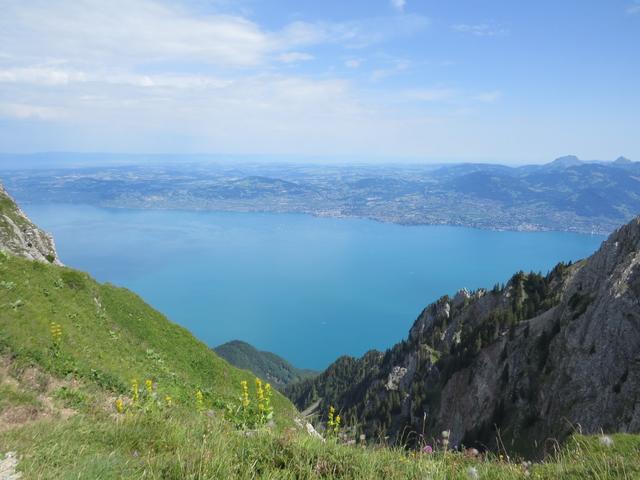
{"left": 0, "top": 253, "right": 296, "bottom": 419}
{"left": 52, "top": 386, "right": 90, "bottom": 410}
{"left": 0, "top": 384, "right": 41, "bottom": 411}
{"left": 0, "top": 193, "right": 28, "bottom": 227}
{"left": 1, "top": 408, "right": 638, "bottom": 479}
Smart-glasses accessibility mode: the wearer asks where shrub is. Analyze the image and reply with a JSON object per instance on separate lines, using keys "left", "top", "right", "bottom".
{"left": 60, "top": 270, "right": 86, "bottom": 290}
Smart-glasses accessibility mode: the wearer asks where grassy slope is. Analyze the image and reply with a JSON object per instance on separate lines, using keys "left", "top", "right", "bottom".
{"left": 0, "top": 190, "right": 27, "bottom": 227}
{"left": 0, "top": 252, "right": 296, "bottom": 417}
{"left": 2, "top": 407, "right": 639, "bottom": 479}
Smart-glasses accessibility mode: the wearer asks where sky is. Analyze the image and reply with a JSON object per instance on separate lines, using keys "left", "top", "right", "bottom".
{"left": 0, "top": 0, "right": 638, "bottom": 163}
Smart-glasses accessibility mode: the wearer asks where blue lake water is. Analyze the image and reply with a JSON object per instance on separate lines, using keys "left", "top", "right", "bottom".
{"left": 24, "top": 204, "right": 605, "bottom": 370}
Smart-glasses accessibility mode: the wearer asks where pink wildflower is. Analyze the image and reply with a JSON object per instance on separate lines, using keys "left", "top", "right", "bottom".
{"left": 421, "top": 445, "right": 433, "bottom": 454}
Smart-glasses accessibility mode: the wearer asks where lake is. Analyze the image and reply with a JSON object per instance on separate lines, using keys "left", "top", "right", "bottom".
{"left": 24, "top": 204, "right": 605, "bottom": 370}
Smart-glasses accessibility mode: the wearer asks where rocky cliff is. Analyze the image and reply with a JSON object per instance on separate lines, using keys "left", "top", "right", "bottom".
{"left": 0, "top": 183, "right": 61, "bottom": 264}
{"left": 286, "top": 217, "right": 640, "bottom": 455}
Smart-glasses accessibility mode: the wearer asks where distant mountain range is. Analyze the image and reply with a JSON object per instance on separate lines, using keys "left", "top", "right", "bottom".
{"left": 214, "top": 340, "right": 317, "bottom": 387}
{"left": 1, "top": 154, "right": 639, "bottom": 234}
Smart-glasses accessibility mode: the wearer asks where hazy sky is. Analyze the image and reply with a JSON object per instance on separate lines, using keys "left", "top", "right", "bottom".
{"left": 0, "top": 0, "right": 638, "bottom": 163}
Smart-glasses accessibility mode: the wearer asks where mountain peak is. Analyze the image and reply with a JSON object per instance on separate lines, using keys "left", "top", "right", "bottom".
{"left": 547, "top": 155, "right": 583, "bottom": 168}
{"left": 614, "top": 156, "right": 632, "bottom": 164}
{"left": 604, "top": 215, "right": 640, "bottom": 258}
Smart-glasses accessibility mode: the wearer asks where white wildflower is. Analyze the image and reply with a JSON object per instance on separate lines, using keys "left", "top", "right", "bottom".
{"left": 599, "top": 435, "right": 614, "bottom": 448}
{"left": 467, "top": 466, "right": 479, "bottom": 479}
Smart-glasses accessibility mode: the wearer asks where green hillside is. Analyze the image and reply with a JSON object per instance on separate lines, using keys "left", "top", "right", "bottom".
{"left": 0, "top": 252, "right": 295, "bottom": 418}
{"left": 215, "top": 340, "right": 317, "bottom": 387}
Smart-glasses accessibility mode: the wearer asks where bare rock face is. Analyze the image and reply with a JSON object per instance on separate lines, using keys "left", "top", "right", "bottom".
{"left": 0, "top": 183, "right": 62, "bottom": 265}
{"left": 385, "top": 366, "right": 408, "bottom": 391}
{"left": 414, "top": 218, "right": 640, "bottom": 452}
{"left": 287, "top": 216, "right": 640, "bottom": 456}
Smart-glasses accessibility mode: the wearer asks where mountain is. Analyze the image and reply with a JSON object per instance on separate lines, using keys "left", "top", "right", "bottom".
{"left": 614, "top": 156, "right": 633, "bottom": 165}
{"left": 545, "top": 155, "right": 584, "bottom": 169}
{"left": 285, "top": 215, "right": 640, "bottom": 455}
{"left": 3, "top": 154, "right": 640, "bottom": 235}
{"left": 0, "top": 183, "right": 61, "bottom": 265}
{"left": 214, "top": 340, "right": 317, "bottom": 387}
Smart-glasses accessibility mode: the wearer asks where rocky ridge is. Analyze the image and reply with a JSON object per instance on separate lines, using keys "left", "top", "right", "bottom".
{"left": 0, "top": 184, "right": 61, "bottom": 265}
{"left": 285, "top": 217, "right": 640, "bottom": 455}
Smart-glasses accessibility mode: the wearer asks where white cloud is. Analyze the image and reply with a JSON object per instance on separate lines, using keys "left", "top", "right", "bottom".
{"left": 452, "top": 23, "right": 508, "bottom": 37}
{"left": 0, "top": 0, "right": 274, "bottom": 67}
{"left": 390, "top": 0, "right": 406, "bottom": 12}
{"left": 401, "top": 88, "right": 456, "bottom": 102}
{"left": 395, "top": 88, "right": 502, "bottom": 105}
{"left": 627, "top": 2, "right": 640, "bottom": 14}
{"left": 279, "top": 14, "right": 429, "bottom": 50}
{"left": 0, "top": 103, "right": 65, "bottom": 120}
{"left": 0, "top": 67, "right": 232, "bottom": 89}
{"left": 371, "top": 59, "right": 410, "bottom": 81}
{"left": 0, "top": 67, "right": 89, "bottom": 85}
{"left": 474, "top": 91, "right": 502, "bottom": 103}
{"left": 277, "top": 52, "right": 314, "bottom": 63}
{"left": 0, "top": 1, "right": 429, "bottom": 68}
{"left": 0, "top": 0, "right": 522, "bottom": 158}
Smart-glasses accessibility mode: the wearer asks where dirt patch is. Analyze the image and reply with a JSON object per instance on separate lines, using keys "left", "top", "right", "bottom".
{"left": 0, "top": 355, "right": 77, "bottom": 431}
{"left": 17, "top": 367, "right": 48, "bottom": 393}
{"left": 0, "top": 406, "right": 39, "bottom": 431}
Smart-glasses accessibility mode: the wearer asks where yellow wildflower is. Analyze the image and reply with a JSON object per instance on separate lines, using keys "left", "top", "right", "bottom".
{"left": 131, "top": 379, "right": 139, "bottom": 404}
{"left": 241, "top": 380, "right": 250, "bottom": 409}
{"left": 264, "top": 383, "right": 272, "bottom": 413}
{"left": 49, "top": 321, "right": 63, "bottom": 345}
{"left": 328, "top": 406, "right": 335, "bottom": 429}
{"left": 195, "top": 389, "right": 204, "bottom": 410}
{"left": 256, "top": 378, "right": 264, "bottom": 402}
{"left": 165, "top": 395, "right": 173, "bottom": 407}
{"left": 115, "top": 398, "right": 124, "bottom": 414}
{"left": 145, "top": 379, "right": 153, "bottom": 394}
{"left": 256, "top": 378, "right": 266, "bottom": 412}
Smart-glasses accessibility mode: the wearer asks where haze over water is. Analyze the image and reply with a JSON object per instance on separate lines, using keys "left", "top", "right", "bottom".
{"left": 25, "top": 204, "right": 604, "bottom": 369}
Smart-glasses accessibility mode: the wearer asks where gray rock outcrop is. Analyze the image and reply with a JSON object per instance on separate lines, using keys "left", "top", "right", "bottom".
{"left": 0, "top": 183, "right": 61, "bottom": 265}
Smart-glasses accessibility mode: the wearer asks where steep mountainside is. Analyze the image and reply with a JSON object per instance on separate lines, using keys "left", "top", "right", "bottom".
{"left": 286, "top": 217, "right": 640, "bottom": 454}
{"left": 0, "top": 183, "right": 297, "bottom": 421}
{"left": 0, "top": 184, "right": 60, "bottom": 264}
{"left": 214, "top": 340, "right": 317, "bottom": 387}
